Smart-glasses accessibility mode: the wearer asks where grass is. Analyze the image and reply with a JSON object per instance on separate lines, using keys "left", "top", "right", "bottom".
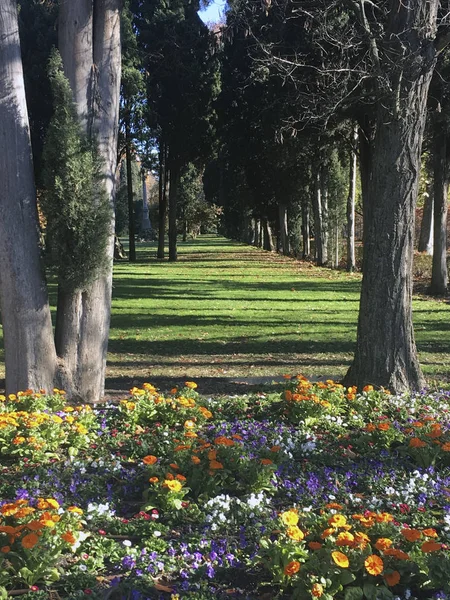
{"left": 0, "top": 235, "right": 449, "bottom": 387}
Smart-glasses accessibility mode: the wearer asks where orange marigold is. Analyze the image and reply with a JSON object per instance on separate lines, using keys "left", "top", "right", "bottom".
{"left": 328, "top": 514, "right": 347, "bottom": 527}
{"left": 21, "top": 532, "right": 39, "bottom": 549}
{"left": 401, "top": 528, "right": 422, "bottom": 542}
{"left": 311, "top": 583, "right": 324, "bottom": 598}
{"left": 283, "top": 560, "right": 301, "bottom": 576}
{"left": 375, "top": 538, "right": 393, "bottom": 551}
{"left": 365, "top": 554, "right": 383, "bottom": 576}
{"left": 421, "top": 541, "right": 441, "bottom": 553}
{"left": 286, "top": 526, "right": 304, "bottom": 541}
{"left": 384, "top": 571, "right": 401, "bottom": 587}
{"left": 308, "top": 541, "right": 322, "bottom": 550}
{"left": 142, "top": 455, "right": 158, "bottom": 465}
{"left": 409, "top": 437, "right": 426, "bottom": 448}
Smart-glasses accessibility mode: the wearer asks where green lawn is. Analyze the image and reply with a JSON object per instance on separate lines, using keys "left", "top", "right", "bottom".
{"left": 0, "top": 235, "right": 448, "bottom": 386}
{"left": 107, "top": 235, "right": 450, "bottom": 384}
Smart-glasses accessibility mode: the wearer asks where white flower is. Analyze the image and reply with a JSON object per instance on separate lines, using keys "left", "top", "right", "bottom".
{"left": 123, "top": 539, "right": 132, "bottom": 547}
{"left": 153, "top": 530, "right": 162, "bottom": 537}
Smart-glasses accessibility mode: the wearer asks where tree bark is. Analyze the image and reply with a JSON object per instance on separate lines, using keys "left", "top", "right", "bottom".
{"left": 56, "top": 0, "right": 121, "bottom": 402}
{"left": 0, "top": 0, "right": 57, "bottom": 393}
{"left": 417, "top": 189, "right": 434, "bottom": 254}
{"left": 262, "top": 218, "right": 274, "bottom": 251}
{"left": 278, "top": 203, "right": 290, "bottom": 255}
{"left": 301, "top": 194, "right": 310, "bottom": 259}
{"left": 157, "top": 141, "right": 167, "bottom": 259}
{"left": 168, "top": 161, "right": 180, "bottom": 261}
{"left": 125, "top": 111, "right": 136, "bottom": 262}
{"left": 344, "top": 8, "right": 437, "bottom": 391}
{"left": 347, "top": 126, "right": 357, "bottom": 272}
{"left": 429, "top": 123, "right": 449, "bottom": 295}
{"left": 312, "top": 167, "right": 328, "bottom": 265}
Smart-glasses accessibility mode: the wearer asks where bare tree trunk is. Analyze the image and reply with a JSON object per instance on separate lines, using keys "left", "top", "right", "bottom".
{"left": 312, "top": 168, "right": 328, "bottom": 265}
{"left": 429, "top": 123, "right": 449, "bottom": 295}
{"left": 418, "top": 189, "right": 434, "bottom": 254}
{"left": 168, "top": 161, "right": 180, "bottom": 261}
{"left": 254, "top": 219, "right": 261, "bottom": 247}
{"left": 157, "top": 141, "right": 167, "bottom": 259}
{"left": 125, "top": 111, "right": 136, "bottom": 262}
{"left": 262, "top": 218, "right": 274, "bottom": 251}
{"left": 56, "top": 0, "right": 121, "bottom": 402}
{"left": 301, "top": 195, "right": 310, "bottom": 258}
{"left": 347, "top": 126, "right": 357, "bottom": 272}
{"left": 278, "top": 203, "right": 290, "bottom": 255}
{"left": 344, "top": 29, "right": 436, "bottom": 391}
{"left": 0, "top": 0, "right": 57, "bottom": 393}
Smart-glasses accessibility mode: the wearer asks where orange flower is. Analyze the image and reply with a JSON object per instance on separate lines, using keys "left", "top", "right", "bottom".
{"left": 422, "top": 528, "right": 438, "bottom": 538}
{"left": 286, "top": 526, "right": 304, "bottom": 541}
{"left": 409, "top": 437, "right": 426, "bottom": 448}
{"left": 209, "top": 460, "right": 224, "bottom": 470}
{"left": 421, "top": 541, "right": 441, "bottom": 553}
{"left": 1, "top": 546, "right": 10, "bottom": 553}
{"left": 61, "top": 531, "right": 76, "bottom": 545}
{"left": 185, "top": 381, "right": 197, "bottom": 389}
{"left": 375, "top": 538, "right": 393, "bottom": 551}
{"left": 320, "top": 527, "right": 336, "bottom": 539}
{"left": 214, "top": 436, "right": 234, "bottom": 446}
{"left": 365, "top": 554, "right": 383, "bottom": 576}
{"left": 363, "top": 385, "right": 374, "bottom": 392}
{"left": 384, "top": 548, "right": 410, "bottom": 560}
{"left": 176, "top": 474, "right": 186, "bottom": 481}
{"left": 169, "top": 463, "right": 180, "bottom": 470}
{"left": 184, "top": 420, "right": 196, "bottom": 429}
{"left": 353, "top": 531, "right": 370, "bottom": 548}
{"left": 285, "top": 390, "right": 293, "bottom": 401}
{"left": 208, "top": 449, "right": 217, "bottom": 460}
{"left": 441, "top": 442, "right": 450, "bottom": 451}
{"left": 401, "top": 528, "right": 422, "bottom": 542}
{"left": 21, "top": 532, "right": 39, "bottom": 549}
{"left": 331, "top": 551, "right": 349, "bottom": 568}
{"left": 325, "top": 502, "right": 343, "bottom": 510}
{"left": 365, "top": 423, "right": 376, "bottom": 432}
{"left": 308, "top": 541, "right": 322, "bottom": 550}
{"left": 270, "top": 445, "right": 281, "bottom": 452}
{"left": 260, "top": 458, "right": 273, "bottom": 465}
{"left": 142, "top": 455, "right": 157, "bottom": 465}
{"left": 191, "top": 456, "right": 201, "bottom": 465}
{"left": 67, "top": 506, "right": 83, "bottom": 515}
{"left": 311, "top": 583, "right": 324, "bottom": 597}
{"left": 149, "top": 477, "right": 159, "bottom": 484}
{"left": 384, "top": 571, "right": 401, "bottom": 586}
{"left": 378, "top": 422, "right": 390, "bottom": 431}
{"left": 283, "top": 560, "right": 301, "bottom": 576}
{"left": 170, "top": 388, "right": 178, "bottom": 395}
{"left": 198, "top": 406, "right": 213, "bottom": 419}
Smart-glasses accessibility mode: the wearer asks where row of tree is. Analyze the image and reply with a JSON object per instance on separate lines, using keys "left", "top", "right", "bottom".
{"left": 0, "top": 0, "right": 449, "bottom": 400}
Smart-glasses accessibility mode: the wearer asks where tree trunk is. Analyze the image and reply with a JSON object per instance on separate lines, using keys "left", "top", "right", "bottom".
{"left": 344, "top": 14, "right": 437, "bottom": 391}
{"left": 0, "top": 0, "right": 58, "bottom": 393}
{"left": 254, "top": 219, "right": 261, "bottom": 247}
{"left": 262, "top": 218, "right": 274, "bottom": 251}
{"left": 56, "top": 0, "right": 121, "bottom": 402}
{"left": 168, "top": 161, "right": 180, "bottom": 261}
{"left": 278, "top": 203, "right": 290, "bottom": 255}
{"left": 312, "top": 168, "right": 328, "bottom": 265}
{"left": 347, "top": 126, "right": 357, "bottom": 272}
{"left": 125, "top": 112, "right": 136, "bottom": 262}
{"left": 417, "top": 189, "right": 434, "bottom": 254}
{"left": 157, "top": 141, "right": 167, "bottom": 259}
{"left": 301, "top": 194, "right": 310, "bottom": 259}
{"left": 429, "top": 123, "right": 449, "bottom": 295}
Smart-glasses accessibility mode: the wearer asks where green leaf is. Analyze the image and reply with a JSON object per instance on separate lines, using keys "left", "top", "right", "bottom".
{"left": 345, "top": 587, "right": 363, "bottom": 600}
{"left": 341, "top": 571, "right": 356, "bottom": 585}
{"left": 363, "top": 583, "right": 378, "bottom": 600}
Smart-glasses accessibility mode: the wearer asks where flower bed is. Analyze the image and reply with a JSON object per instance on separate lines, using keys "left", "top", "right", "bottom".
{"left": 1, "top": 379, "right": 450, "bottom": 599}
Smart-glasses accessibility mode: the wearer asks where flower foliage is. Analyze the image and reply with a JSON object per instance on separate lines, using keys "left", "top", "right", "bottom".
{"left": 1, "top": 378, "right": 450, "bottom": 599}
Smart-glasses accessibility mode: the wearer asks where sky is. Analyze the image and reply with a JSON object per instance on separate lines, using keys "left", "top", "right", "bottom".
{"left": 198, "top": 0, "right": 227, "bottom": 24}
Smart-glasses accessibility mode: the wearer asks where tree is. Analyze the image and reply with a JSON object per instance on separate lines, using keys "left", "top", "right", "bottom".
{"left": 0, "top": 0, "right": 122, "bottom": 401}
{"left": 0, "top": 0, "right": 58, "bottom": 393}
{"left": 232, "top": 0, "right": 445, "bottom": 391}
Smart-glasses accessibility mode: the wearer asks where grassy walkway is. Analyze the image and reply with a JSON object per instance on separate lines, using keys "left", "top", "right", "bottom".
{"left": 107, "top": 235, "right": 450, "bottom": 386}
{"left": 0, "top": 235, "right": 448, "bottom": 388}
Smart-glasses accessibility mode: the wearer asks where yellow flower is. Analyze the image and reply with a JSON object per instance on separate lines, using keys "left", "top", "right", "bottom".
{"left": 328, "top": 514, "right": 347, "bottom": 528}
{"left": 336, "top": 532, "right": 354, "bottom": 546}
{"left": 185, "top": 381, "right": 198, "bottom": 389}
{"left": 286, "top": 526, "right": 304, "bottom": 541}
{"left": 67, "top": 506, "right": 83, "bottom": 515}
{"left": 46, "top": 498, "right": 60, "bottom": 510}
{"left": 280, "top": 510, "right": 299, "bottom": 527}
{"left": 164, "top": 480, "right": 183, "bottom": 492}
{"left": 311, "top": 583, "right": 324, "bottom": 597}
{"left": 331, "top": 551, "right": 349, "bottom": 568}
